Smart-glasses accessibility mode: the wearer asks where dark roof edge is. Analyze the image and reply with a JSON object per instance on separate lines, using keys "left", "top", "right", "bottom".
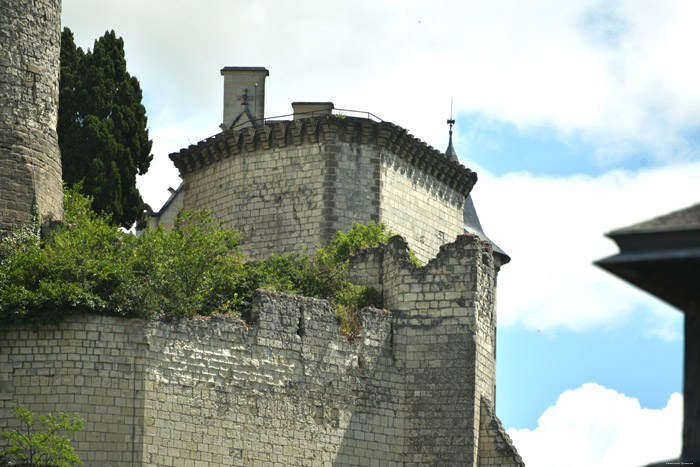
{"left": 292, "top": 101, "right": 334, "bottom": 106}
{"left": 609, "top": 202, "right": 700, "bottom": 235}
{"left": 608, "top": 225, "right": 700, "bottom": 238}
{"left": 147, "top": 183, "right": 183, "bottom": 217}
{"left": 463, "top": 195, "right": 509, "bottom": 264}
{"left": 596, "top": 247, "right": 700, "bottom": 266}
{"left": 169, "top": 115, "right": 478, "bottom": 197}
{"left": 220, "top": 66, "right": 269, "bottom": 74}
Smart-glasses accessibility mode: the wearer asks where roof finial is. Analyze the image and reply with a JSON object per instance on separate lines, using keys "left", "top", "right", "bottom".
{"left": 445, "top": 98, "right": 458, "bottom": 162}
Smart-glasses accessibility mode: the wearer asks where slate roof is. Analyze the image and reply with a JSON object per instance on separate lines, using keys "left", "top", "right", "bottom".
{"left": 445, "top": 132, "right": 459, "bottom": 163}
{"left": 611, "top": 202, "right": 700, "bottom": 234}
{"left": 595, "top": 201, "right": 700, "bottom": 311}
{"left": 443, "top": 124, "right": 510, "bottom": 266}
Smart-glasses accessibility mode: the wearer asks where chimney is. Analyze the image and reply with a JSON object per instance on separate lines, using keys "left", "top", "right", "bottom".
{"left": 220, "top": 67, "right": 269, "bottom": 130}
{"left": 292, "top": 102, "right": 334, "bottom": 120}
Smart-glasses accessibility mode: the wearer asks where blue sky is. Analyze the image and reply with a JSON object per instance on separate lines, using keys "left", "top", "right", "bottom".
{"left": 497, "top": 319, "right": 683, "bottom": 430}
{"left": 458, "top": 115, "right": 687, "bottom": 428}
{"left": 458, "top": 114, "right": 654, "bottom": 176}
{"left": 62, "top": 1, "right": 700, "bottom": 464}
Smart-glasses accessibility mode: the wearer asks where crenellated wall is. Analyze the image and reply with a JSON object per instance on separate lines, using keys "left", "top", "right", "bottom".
{"left": 170, "top": 116, "right": 475, "bottom": 262}
{"left": 0, "top": 235, "right": 522, "bottom": 466}
{"left": 378, "top": 234, "right": 500, "bottom": 465}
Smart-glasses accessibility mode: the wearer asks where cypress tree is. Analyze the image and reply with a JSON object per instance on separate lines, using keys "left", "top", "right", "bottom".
{"left": 58, "top": 28, "right": 153, "bottom": 228}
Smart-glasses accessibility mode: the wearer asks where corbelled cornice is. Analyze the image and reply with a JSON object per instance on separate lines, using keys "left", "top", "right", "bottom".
{"left": 169, "top": 116, "right": 478, "bottom": 195}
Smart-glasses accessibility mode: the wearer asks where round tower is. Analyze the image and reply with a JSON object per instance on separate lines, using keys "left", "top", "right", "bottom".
{"left": 0, "top": 0, "right": 63, "bottom": 236}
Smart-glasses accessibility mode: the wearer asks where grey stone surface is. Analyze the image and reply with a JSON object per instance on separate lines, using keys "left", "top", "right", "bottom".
{"left": 170, "top": 116, "right": 476, "bottom": 263}
{"left": 0, "top": 234, "right": 522, "bottom": 466}
{"left": 0, "top": 0, "right": 63, "bottom": 236}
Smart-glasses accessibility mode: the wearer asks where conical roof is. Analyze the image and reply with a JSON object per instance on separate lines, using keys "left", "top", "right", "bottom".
{"left": 445, "top": 120, "right": 510, "bottom": 267}
{"left": 445, "top": 120, "right": 459, "bottom": 163}
{"left": 463, "top": 194, "right": 510, "bottom": 266}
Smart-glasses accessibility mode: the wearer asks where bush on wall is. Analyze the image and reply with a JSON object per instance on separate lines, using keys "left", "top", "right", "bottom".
{"left": 0, "top": 188, "right": 394, "bottom": 331}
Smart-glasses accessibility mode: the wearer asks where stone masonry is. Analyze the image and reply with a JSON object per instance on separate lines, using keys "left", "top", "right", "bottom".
{"left": 0, "top": 2, "right": 523, "bottom": 464}
{"left": 0, "top": 0, "right": 64, "bottom": 236}
{"left": 220, "top": 67, "right": 268, "bottom": 130}
{"left": 170, "top": 116, "right": 475, "bottom": 263}
{"left": 0, "top": 234, "right": 522, "bottom": 466}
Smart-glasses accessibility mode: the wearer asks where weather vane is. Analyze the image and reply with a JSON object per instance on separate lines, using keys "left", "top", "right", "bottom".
{"left": 447, "top": 98, "right": 455, "bottom": 135}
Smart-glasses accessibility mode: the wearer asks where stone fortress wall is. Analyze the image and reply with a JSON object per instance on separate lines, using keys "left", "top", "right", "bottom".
{"left": 171, "top": 116, "right": 475, "bottom": 263}
{"left": 0, "top": 234, "right": 522, "bottom": 466}
{"left": 0, "top": 0, "right": 63, "bottom": 236}
{"left": 0, "top": 3, "right": 522, "bottom": 462}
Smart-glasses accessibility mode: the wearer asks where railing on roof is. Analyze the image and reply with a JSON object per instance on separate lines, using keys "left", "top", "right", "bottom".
{"left": 231, "top": 108, "right": 384, "bottom": 131}
{"left": 330, "top": 108, "right": 384, "bottom": 122}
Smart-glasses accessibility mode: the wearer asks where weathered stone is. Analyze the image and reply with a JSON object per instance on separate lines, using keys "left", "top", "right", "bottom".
{"left": 0, "top": 235, "right": 522, "bottom": 466}
{"left": 169, "top": 115, "right": 476, "bottom": 263}
{"left": 0, "top": 0, "right": 63, "bottom": 236}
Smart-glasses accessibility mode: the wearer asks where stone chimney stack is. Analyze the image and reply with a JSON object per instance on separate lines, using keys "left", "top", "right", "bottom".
{"left": 292, "top": 102, "right": 334, "bottom": 120}
{"left": 220, "top": 67, "right": 269, "bottom": 130}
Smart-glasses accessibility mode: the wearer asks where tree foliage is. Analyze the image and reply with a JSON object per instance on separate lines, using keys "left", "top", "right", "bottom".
{"left": 0, "top": 189, "right": 402, "bottom": 332}
{"left": 0, "top": 404, "right": 83, "bottom": 467}
{"left": 58, "top": 28, "right": 153, "bottom": 228}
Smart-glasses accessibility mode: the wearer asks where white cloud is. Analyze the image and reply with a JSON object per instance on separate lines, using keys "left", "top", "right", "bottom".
{"left": 62, "top": 0, "right": 700, "bottom": 188}
{"left": 60, "top": 2, "right": 700, "bottom": 332}
{"left": 508, "top": 383, "right": 682, "bottom": 467}
{"left": 473, "top": 160, "right": 700, "bottom": 333}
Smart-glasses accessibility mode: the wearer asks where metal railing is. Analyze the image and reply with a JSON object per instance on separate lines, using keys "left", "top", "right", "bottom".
{"left": 230, "top": 107, "right": 384, "bottom": 131}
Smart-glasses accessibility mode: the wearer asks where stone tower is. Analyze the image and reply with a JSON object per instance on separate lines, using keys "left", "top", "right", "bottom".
{"left": 0, "top": 0, "right": 64, "bottom": 236}
{"left": 220, "top": 66, "right": 269, "bottom": 130}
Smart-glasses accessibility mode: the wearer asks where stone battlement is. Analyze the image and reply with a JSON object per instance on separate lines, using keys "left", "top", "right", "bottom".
{"left": 0, "top": 234, "right": 522, "bottom": 466}
{"left": 170, "top": 115, "right": 477, "bottom": 197}
{"left": 169, "top": 114, "right": 477, "bottom": 262}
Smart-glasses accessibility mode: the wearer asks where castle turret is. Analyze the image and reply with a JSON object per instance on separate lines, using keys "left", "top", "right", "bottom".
{"left": 0, "top": 0, "right": 64, "bottom": 236}
{"left": 446, "top": 118, "right": 510, "bottom": 270}
{"left": 220, "top": 66, "right": 269, "bottom": 130}
{"left": 446, "top": 117, "right": 459, "bottom": 163}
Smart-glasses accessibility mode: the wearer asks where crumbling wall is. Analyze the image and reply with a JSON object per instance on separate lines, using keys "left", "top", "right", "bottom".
{"left": 1, "top": 234, "right": 518, "bottom": 466}
{"left": 0, "top": 293, "right": 402, "bottom": 466}
{"left": 379, "top": 234, "right": 498, "bottom": 465}
{"left": 478, "top": 397, "right": 524, "bottom": 466}
{"left": 0, "top": 0, "right": 63, "bottom": 235}
{"left": 140, "top": 291, "right": 404, "bottom": 466}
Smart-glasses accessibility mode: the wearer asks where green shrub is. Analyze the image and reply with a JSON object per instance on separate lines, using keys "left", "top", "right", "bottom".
{"left": 307, "top": 222, "right": 401, "bottom": 332}
{"left": 0, "top": 188, "right": 246, "bottom": 328}
{"left": 132, "top": 210, "right": 243, "bottom": 318}
{"left": 0, "top": 189, "right": 127, "bottom": 327}
{"left": 0, "top": 190, "right": 418, "bottom": 334}
{"left": 0, "top": 404, "right": 83, "bottom": 467}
